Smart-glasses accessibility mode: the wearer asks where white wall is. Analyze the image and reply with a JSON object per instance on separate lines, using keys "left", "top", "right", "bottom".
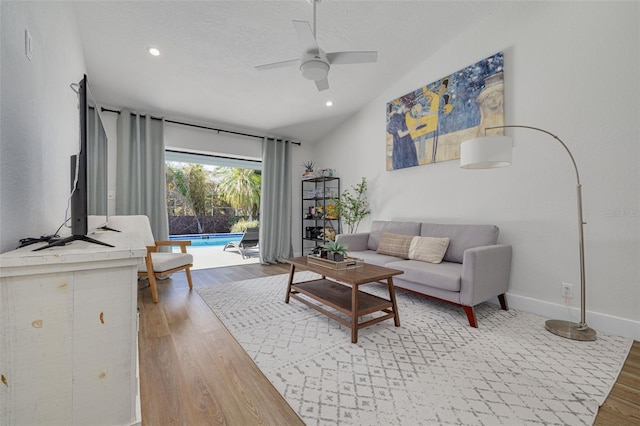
{"left": 310, "top": 2, "right": 640, "bottom": 339}
{"left": 0, "top": 2, "right": 86, "bottom": 253}
{"left": 164, "top": 121, "right": 262, "bottom": 161}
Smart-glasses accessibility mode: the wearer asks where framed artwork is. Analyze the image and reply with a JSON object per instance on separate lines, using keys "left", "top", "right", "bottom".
{"left": 386, "top": 52, "right": 504, "bottom": 171}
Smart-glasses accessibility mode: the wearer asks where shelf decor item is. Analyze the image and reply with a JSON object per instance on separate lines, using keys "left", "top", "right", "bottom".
{"left": 460, "top": 124, "right": 596, "bottom": 341}
{"left": 325, "top": 204, "right": 337, "bottom": 219}
{"left": 301, "top": 161, "right": 315, "bottom": 178}
{"left": 317, "top": 168, "right": 335, "bottom": 177}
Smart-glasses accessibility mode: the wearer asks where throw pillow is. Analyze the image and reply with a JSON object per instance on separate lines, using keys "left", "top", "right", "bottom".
{"left": 408, "top": 236, "right": 450, "bottom": 264}
{"left": 376, "top": 232, "right": 414, "bottom": 259}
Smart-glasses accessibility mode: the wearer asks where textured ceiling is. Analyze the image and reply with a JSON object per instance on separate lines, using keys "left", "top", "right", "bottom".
{"left": 73, "top": 1, "right": 499, "bottom": 144}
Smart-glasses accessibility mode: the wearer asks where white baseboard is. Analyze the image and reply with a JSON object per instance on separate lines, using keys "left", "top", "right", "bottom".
{"left": 494, "top": 293, "right": 640, "bottom": 341}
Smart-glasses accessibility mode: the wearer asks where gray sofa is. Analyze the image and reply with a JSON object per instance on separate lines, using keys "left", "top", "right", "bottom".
{"left": 336, "top": 220, "right": 512, "bottom": 327}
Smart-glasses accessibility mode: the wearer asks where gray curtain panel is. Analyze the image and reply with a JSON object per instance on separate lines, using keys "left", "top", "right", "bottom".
{"left": 87, "top": 106, "right": 108, "bottom": 215}
{"left": 260, "top": 137, "right": 293, "bottom": 264}
{"left": 115, "top": 110, "right": 169, "bottom": 241}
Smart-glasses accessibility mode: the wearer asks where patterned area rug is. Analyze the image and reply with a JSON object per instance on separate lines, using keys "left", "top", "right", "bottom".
{"left": 196, "top": 273, "right": 631, "bottom": 426}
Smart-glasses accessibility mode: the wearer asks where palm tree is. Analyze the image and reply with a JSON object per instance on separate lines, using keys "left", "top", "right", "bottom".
{"left": 166, "top": 163, "right": 215, "bottom": 233}
{"left": 216, "top": 167, "right": 261, "bottom": 220}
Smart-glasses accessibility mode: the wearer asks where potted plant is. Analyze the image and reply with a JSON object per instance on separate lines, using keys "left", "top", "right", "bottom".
{"left": 322, "top": 240, "right": 349, "bottom": 262}
{"left": 301, "top": 161, "right": 315, "bottom": 178}
{"left": 333, "top": 177, "right": 371, "bottom": 234}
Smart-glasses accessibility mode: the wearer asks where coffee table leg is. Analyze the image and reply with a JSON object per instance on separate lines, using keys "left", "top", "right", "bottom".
{"left": 285, "top": 264, "right": 296, "bottom": 303}
{"left": 387, "top": 277, "right": 401, "bottom": 327}
{"left": 351, "top": 283, "right": 359, "bottom": 343}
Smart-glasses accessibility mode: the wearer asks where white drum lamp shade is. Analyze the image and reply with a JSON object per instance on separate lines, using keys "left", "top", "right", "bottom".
{"left": 460, "top": 136, "right": 512, "bottom": 169}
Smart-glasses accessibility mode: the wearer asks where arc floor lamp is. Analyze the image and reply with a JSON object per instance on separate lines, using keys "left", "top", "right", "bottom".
{"left": 460, "top": 125, "right": 596, "bottom": 341}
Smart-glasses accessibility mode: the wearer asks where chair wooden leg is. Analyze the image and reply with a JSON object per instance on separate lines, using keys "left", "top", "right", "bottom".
{"left": 498, "top": 293, "right": 509, "bottom": 311}
{"left": 185, "top": 267, "right": 193, "bottom": 290}
{"left": 148, "top": 273, "right": 159, "bottom": 303}
{"left": 143, "top": 254, "right": 160, "bottom": 303}
{"left": 463, "top": 306, "right": 478, "bottom": 328}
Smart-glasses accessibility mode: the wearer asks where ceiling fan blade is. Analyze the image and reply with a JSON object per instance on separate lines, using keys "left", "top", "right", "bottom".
{"left": 255, "top": 59, "right": 299, "bottom": 71}
{"left": 326, "top": 51, "right": 378, "bottom": 65}
{"left": 315, "top": 78, "right": 329, "bottom": 92}
{"left": 292, "top": 20, "right": 318, "bottom": 53}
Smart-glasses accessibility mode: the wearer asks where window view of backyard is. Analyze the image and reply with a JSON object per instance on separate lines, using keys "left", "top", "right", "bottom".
{"left": 166, "top": 157, "right": 261, "bottom": 269}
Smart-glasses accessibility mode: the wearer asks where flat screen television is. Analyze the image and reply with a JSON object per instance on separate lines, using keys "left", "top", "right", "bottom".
{"left": 35, "top": 75, "right": 113, "bottom": 250}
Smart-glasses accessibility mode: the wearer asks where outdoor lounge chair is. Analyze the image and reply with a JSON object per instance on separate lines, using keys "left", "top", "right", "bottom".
{"left": 223, "top": 227, "right": 259, "bottom": 259}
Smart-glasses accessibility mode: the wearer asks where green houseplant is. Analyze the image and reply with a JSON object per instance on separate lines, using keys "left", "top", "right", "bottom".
{"left": 301, "top": 161, "right": 315, "bottom": 177}
{"left": 322, "top": 240, "right": 349, "bottom": 262}
{"left": 333, "top": 177, "right": 371, "bottom": 234}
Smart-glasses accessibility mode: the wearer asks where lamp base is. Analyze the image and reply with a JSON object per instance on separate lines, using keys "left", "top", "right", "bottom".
{"left": 545, "top": 319, "right": 596, "bottom": 341}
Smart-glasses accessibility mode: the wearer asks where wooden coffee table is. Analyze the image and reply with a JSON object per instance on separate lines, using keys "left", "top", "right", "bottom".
{"left": 284, "top": 256, "right": 403, "bottom": 343}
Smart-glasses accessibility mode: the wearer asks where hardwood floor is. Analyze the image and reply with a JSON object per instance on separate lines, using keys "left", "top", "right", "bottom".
{"left": 138, "top": 264, "right": 639, "bottom": 425}
{"left": 137, "top": 263, "right": 303, "bottom": 426}
{"left": 595, "top": 340, "right": 640, "bottom": 425}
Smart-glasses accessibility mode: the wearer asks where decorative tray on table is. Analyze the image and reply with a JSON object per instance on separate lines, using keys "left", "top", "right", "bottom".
{"left": 307, "top": 255, "right": 364, "bottom": 270}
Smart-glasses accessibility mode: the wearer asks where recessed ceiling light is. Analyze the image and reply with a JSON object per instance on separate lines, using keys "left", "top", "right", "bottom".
{"left": 148, "top": 47, "right": 160, "bottom": 57}
{"left": 326, "top": 101, "right": 333, "bottom": 107}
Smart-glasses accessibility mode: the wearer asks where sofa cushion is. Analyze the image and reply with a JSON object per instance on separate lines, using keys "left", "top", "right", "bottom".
{"left": 368, "top": 221, "right": 421, "bottom": 251}
{"left": 408, "top": 236, "right": 450, "bottom": 264}
{"left": 347, "top": 250, "right": 402, "bottom": 266}
{"left": 420, "top": 223, "right": 499, "bottom": 263}
{"left": 376, "top": 232, "right": 414, "bottom": 259}
{"left": 386, "top": 260, "right": 462, "bottom": 292}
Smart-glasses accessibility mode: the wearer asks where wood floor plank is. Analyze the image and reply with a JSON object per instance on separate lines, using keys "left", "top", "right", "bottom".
{"left": 168, "top": 320, "right": 229, "bottom": 425}
{"left": 137, "top": 263, "right": 638, "bottom": 425}
{"left": 137, "top": 263, "right": 302, "bottom": 425}
{"left": 595, "top": 338, "right": 640, "bottom": 425}
{"left": 596, "top": 395, "right": 640, "bottom": 425}
{"left": 618, "top": 370, "right": 640, "bottom": 390}
{"left": 609, "top": 383, "right": 640, "bottom": 406}
{"left": 139, "top": 335, "right": 197, "bottom": 425}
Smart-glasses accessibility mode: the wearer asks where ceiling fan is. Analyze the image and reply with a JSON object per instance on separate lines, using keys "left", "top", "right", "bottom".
{"left": 255, "top": 0, "right": 377, "bottom": 92}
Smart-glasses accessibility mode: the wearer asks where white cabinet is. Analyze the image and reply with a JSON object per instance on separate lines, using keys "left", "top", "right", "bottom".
{"left": 0, "top": 231, "right": 146, "bottom": 426}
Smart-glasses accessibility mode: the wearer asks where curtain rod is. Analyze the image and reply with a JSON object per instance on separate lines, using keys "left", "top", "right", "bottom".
{"left": 101, "top": 107, "right": 301, "bottom": 146}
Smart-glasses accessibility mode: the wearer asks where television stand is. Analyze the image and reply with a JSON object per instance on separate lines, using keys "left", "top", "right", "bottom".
{"left": 1, "top": 232, "right": 145, "bottom": 425}
{"left": 32, "top": 234, "right": 114, "bottom": 251}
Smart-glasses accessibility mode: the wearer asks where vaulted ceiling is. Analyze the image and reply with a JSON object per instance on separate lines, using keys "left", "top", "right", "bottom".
{"left": 74, "top": 1, "right": 500, "bottom": 144}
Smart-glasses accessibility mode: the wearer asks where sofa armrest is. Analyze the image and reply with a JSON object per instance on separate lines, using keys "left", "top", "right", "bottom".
{"left": 336, "top": 233, "right": 370, "bottom": 252}
{"left": 460, "top": 244, "right": 512, "bottom": 306}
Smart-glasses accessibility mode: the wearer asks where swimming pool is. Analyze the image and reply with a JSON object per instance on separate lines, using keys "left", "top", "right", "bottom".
{"left": 169, "top": 233, "right": 243, "bottom": 247}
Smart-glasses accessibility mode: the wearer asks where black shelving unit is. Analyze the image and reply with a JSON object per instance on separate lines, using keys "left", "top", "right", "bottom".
{"left": 301, "top": 176, "right": 341, "bottom": 256}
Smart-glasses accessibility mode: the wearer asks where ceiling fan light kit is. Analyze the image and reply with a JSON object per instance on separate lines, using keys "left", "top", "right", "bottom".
{"left": 255, "top": 0, "right": 377, "bottom": 91}
{"left": 300, "top": 51, "right": 329, "bottom": 81}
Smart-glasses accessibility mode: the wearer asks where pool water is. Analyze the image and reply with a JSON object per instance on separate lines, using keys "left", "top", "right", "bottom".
{"left": 169, "top": 233, "right": 243, "bottom": 247}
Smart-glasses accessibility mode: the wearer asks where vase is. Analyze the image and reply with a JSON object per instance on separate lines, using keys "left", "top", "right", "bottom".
{"left": 327, "top": 252, "right": 344, "bottom": 262}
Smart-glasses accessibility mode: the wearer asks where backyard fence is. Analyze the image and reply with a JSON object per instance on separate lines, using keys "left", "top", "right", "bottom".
{"left": 169, "top": 216, "right": 235, "bottom": 235}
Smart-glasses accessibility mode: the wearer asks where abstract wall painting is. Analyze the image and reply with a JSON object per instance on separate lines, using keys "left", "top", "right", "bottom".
{"left": 386, "top": 52, "right": 504, "bottom": 171}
